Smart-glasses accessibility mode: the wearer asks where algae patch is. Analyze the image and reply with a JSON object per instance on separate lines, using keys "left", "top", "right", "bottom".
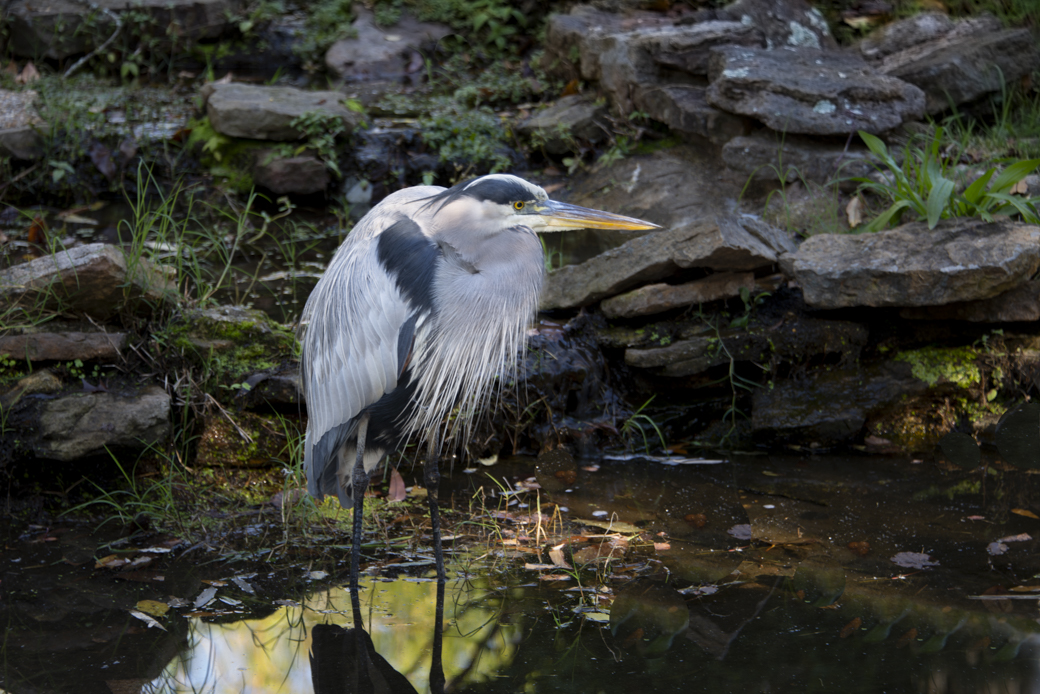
{"left": 896, "top": 347, "right": 980, "bottom": 389}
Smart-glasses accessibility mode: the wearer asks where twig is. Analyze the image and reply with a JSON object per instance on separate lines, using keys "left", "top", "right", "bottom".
{"left": 64, "top": 4, "right": 123, "bottom": 79}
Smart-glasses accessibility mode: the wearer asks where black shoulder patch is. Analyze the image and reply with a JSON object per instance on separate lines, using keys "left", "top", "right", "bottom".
{"left": 377, "top": 218, "right": 439, "bottom": 313}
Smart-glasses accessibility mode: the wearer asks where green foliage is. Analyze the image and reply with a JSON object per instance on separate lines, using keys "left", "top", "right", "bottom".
{"left": 289, "top": 110, "right": 350, "bottom": 177}
{"left": 294, "top": 0, "right": 357, "bottom": 69}
{"left": 411, "top": 0, "right": 527, "bottom": 52}
{"left": 730, "top": 288, "right": 770, "bottom": 330}
{"left": 418, "top": 97, "right": 512, "bottom": 176}
{"left": 855, "top": 128, "right": 1040, "bottom": 231}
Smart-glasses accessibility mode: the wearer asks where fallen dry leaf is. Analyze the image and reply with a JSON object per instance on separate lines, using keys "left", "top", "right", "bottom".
{"left": 16, "top": 61, "right": 40, "bottom": 84}
{"left": 1011, "top": 508, "right": 1039, "bottom": 519}
{"left": 1010, "top": 180, "right": 1029, "bottom": 195}
{"left": 387, "top": 467, "right": 407, "bottom": 502}
{"left": 846, "top": 195, "right": 865, "bottom": 228}
{"left": 839, "top": 617, "right": 862, "bottom": 638}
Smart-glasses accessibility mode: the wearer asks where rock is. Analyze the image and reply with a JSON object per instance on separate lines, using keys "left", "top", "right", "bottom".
{"left": 6, "top": 0, "right": 240, "bottom": 61}
{"left": 879, "top": 27, "right": 1040, "bottom": 116}
{"left": 722, "top": 130, "right": 874, "bottom": 183}
{"left": 0, "top": 243, "right": 177, "bottom": 320}
{"left": 640, "top": 21, "right": 764, "bottom": 75}
{"left": 857, "top": 12, "right": 956, "bottom": 60}
{"left": 325, "top": 5, "right": 451, "bottom": 81}
{"left": 0, "top": 369, "right": 62, "bottom": 410}
{"left": 0, "top": 332, "right": 126, "bottom": 362}
{"left": 541, "top": 5, "right": 672, "bottom": 83}
{"left": 596, "top": 22, "right": 763, "bottom": 115}
{"left": 0, "top": 89, "right": 44, "bottom": 160}
{"left": 707, "top": 46, "right": 926, "bottom": 136}
{"left": 34, "top": 385, "right": 171, "bottom": 461}
{"left": 252, "top": 151, "right": 329, "bottom": 195}
{"left": 202, "top": 83, "right": 362, "bottom": 141}
{"left": 637, "top": 85, "right": 749, "bottom": 144}
{"left": 723, "top": 0, "right": 837, "bottom": 51}
{"left": 541, "top": 216, "right": 794, "bottom": 310}
{"left": 563, "top": 144, "right": 745, "bottom": 231}
{"left": 235, "top": 365, "right": 302, "bottom": 407}
{"left": 601, "top": 272, "right": 754, "bottom": 318}
{"left": 783, "top": 218, "right": 1040, "bottom": 310}
{"left": 516, "top": 95, "right": 609, "bottom": 155}
{"left": 751, "top": 362, "right": 928, "bottom": 445}
{"left": 900, "top": 280, "right": 1040, "bottom": 323}
{"left": 626, "top": 315, "right": 867, "bottom": 377}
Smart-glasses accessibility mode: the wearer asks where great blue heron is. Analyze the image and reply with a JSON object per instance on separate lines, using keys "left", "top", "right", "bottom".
{"left": 298, "top": 174, "right": 658, "bottom": 593}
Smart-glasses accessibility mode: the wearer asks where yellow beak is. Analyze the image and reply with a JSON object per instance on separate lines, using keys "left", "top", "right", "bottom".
{"left": 533, "top": 200, "right": 661, "bottom": 232}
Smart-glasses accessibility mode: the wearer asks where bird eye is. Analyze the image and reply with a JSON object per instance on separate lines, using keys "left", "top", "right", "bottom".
{"left": 513, "top": 201, "right": 525, "bottom": 211}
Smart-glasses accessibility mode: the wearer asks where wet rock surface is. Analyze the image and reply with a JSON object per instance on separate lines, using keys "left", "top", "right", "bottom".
{"left": 252, "top": 151, "right": 330, "bottom": 195}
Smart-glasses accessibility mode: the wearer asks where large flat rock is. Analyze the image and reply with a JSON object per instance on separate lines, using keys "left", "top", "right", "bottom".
{"left": 325, "top": 6, "right": 451, "bottom": 81}
{"left": 34, "top": 385, "right": 171, "bottom": 461}
{"left": 0, "top": 243, "right": 176, "bottom": 320}
{"left": 879, "top": 27, "right": 1040, "bottom": 115}
{"left": 0, "top": 332, "right": 126, "bottom": 361}
{"left": 637, "top": 85, "right": 749, "bottom": 144}
{"left": 601, "top": 272, "right": 754, "bottom": 319}
{"left": 203, "top": 83, "right": 362, "bottom": 141}
{"left": 707, "top": 45, "right": 925, "bottom": 135}
{"left": 722, "top": 130, "right": 874, "bottom": 183}
{"left": 541, "top": 216, "right": 794, "bottom": 310}
{"left": 783, "top": 219, "right": 1040, "bottom": 310}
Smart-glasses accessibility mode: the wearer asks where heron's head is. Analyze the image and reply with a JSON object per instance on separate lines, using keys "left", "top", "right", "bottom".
{"left": 427, "top": 174, "right": 660, "bottom": 237}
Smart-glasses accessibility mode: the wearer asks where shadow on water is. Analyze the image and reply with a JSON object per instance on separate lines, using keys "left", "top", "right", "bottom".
{"left": 6, "top": 453, "right": 1040, "bottom": 693}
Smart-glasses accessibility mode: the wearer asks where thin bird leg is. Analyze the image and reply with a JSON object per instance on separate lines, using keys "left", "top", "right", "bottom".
{"left": 424, "top": 430, "right": 446, "bottom": 584}
{"left": 350, "top": 413, "right": 370, "bottom": 625}
{"left": 429, "top": 578, "right": 446, "bottom": 694}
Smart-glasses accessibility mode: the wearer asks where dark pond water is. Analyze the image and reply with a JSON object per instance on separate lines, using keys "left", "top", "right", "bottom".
{"left": 5, "top": 453, "right": 1040, "bottom": 693}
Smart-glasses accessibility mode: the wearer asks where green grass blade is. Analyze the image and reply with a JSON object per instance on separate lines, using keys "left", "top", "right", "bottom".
{"left": 926, "top": 178, "right": 955, "bottom": 228}
{"left": 963, "top": 168, "right": 996, "bottom": 205}
{"left": 865, "top": 199, "right": 912, "bottom": 232}
{"left": 990, "top": 159, "right": 1040, "bottom": 194}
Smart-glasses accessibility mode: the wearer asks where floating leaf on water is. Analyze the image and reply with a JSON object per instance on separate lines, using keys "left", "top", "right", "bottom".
{"left": 1009, "top": 585, "right": 1040, "bottom": 592}
{"left": 219, "top": 597, "right": 242, "bottom": 606}
{"left": 202, "top": 579, "right": 226, "bottom": 587}
{"left": 591, "top": 510, "right": 609, "bottom": 518}
{"left": 538, "top": 574, "right": 572, "bottom": 581}
{"left": 1012, "top": 508, "right": 1040, "bottom": 519}
{"left": 549, "top": 545, "right": 572, "bottom": 569}
{"left": 129, "top": 610, "right": 167, "bottom": 631}
{"left": 307, "top": 570, "right": 329, "bottom": 580}
{"left": 839, "top": 617, "right": 862, "bottom": 639}
{"left": 654, "top": 542, "right": 671, "bottom": 551}
{"left": 583, "top": 611, "right": 611, "bottom": 623}
{"left": 728, "top": 524, "right": 753, "bottom": 541}
{"left": 524, "top": 563, "right": 557, "bottom": 570}
{"left": 273, "top": 599, "right": 301, "bottom": 608}
{"left": 574, "top": 518, "right": 642, "bottom": 535}
{"left": 194, "top": 587, "right": 218, "bottom": 608}
{"left": 167, "top": 597, "right": 191, "bottom": 608}
{"left": 135, "top": 600, "right": 170, "bottom": 617}
{"left": 231, "top": 576, "right": 255, "bottom": 594}
{"left": 477, "top": 454, "right": 498, "bottom": 466}
{"left": 56, "top": 213, "right": 98, "bottom": 225}
{"left": 997, "top": 533, "right": 1032, "bottom": 543}
{"left": 891, "top": 552, "right": 939, "bottom": 569}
